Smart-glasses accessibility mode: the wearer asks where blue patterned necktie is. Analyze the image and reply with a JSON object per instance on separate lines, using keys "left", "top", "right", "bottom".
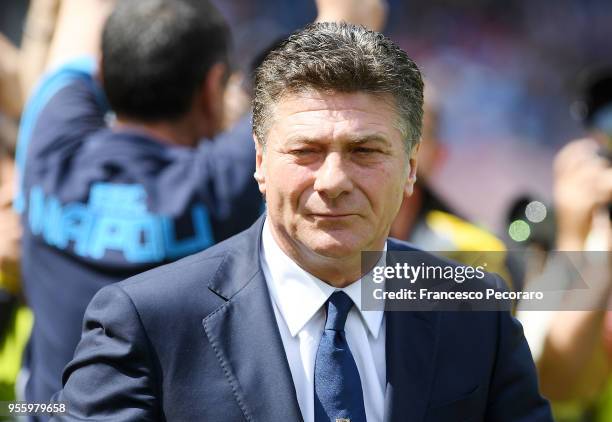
{"left": 314, "top": 291, "right": 367, "bottom": 422}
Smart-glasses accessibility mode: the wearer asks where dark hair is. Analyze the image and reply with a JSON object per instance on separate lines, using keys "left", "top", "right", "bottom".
{"left": 101, "top": 0, "right": 230, "bottom": 121}
{"left": 252, "top": 22, "right": 424, "bottom": 150}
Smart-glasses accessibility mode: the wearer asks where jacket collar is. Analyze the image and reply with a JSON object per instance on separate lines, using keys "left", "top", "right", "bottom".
{"left": 206, "top": 214, "right": 266, "bottom": 300}
{"left": 203, "top": 214, "right": 305, "bottom": 421}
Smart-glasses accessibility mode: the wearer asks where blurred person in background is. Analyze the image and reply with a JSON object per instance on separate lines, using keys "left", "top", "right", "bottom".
{"left": 1, "top": 0, "right": 67, "bottom": 299}
{"left": 15, "top": 0, "right": 262, "bottom": 413}
{"left": 389, "top": 86, "right": 518, "bottom": 289}
{"left": 535, "top": 138, "right": 611, "bottom": 422}
{"left": 0, "top": 95, "right": 33, "bottom": 403}
{"left": 0, "top": 0, "right": 61, "bottom": 404}
{"left": 517, "top": 69, "right": 612, "bottom": 422}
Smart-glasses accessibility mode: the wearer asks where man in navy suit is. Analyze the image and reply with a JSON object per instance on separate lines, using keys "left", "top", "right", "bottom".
{"left": 54, "top": 22, "right": 552, "bottom": 421}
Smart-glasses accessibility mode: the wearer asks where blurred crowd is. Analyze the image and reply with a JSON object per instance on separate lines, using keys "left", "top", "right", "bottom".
{"left": 0, "top": 1, "right": 610, "bottom": 421}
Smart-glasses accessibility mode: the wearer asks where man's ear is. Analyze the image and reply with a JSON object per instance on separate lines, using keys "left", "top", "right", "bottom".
{"left": 253, "top": 134, "right": 266, "bottom": 196}
{"left": 199, "top": 62, "right": 228, "bottom": 138}
{"left": 404, "top": 142, "right": 420, "bottom": 197}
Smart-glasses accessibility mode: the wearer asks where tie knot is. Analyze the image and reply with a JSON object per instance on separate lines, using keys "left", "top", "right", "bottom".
{"left": 325, "top": 291, "right": 354, "bottom": 331}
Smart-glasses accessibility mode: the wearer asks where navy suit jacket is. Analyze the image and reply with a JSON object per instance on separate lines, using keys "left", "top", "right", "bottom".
{"left": 53, "top": 216, "right": 552, "bottom": 421}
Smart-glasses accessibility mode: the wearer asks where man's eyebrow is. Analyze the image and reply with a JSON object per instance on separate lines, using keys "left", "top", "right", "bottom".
{"left": 285, "top": 137, "right": 322, "bottom": 145}
{"left": 285, "top": 134, "right": 392, "bottom": 146}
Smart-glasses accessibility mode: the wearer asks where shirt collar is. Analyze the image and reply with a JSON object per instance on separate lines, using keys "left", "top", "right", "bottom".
{"left": 261, "top": 218, "right": 385, "bottom": 339}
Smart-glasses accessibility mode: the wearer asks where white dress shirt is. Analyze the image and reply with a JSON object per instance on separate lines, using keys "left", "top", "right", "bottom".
{"left": 260, "top": 219, "right": 386, "bottom": 422}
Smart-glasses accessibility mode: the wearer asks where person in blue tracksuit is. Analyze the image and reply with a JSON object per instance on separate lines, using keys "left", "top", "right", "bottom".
{"left": 14, "top": 0, "right": 262, "bottom": 411}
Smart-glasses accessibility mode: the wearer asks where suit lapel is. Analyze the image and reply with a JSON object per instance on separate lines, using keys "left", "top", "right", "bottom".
{"left": 383, "top": 242, "right": 440, "bottom": 422}
{"left": 202, "top": 216, "right": 304, "bottom": 422}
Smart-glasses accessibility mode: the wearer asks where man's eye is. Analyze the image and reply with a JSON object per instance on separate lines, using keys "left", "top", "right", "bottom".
{"left": 291, "top": 149, "right": 317, "bottom": 155}
{"left": 353, "top": 147, "right": 379, "bottom": 154}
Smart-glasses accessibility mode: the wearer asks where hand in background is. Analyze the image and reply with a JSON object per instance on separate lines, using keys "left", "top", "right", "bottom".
{"left": 554, "top": 138, "right": 612, "bottom": 250}
{"left": 19, "top": 0, "right": 61, "bottom": 100}
{"left": 315, "top": 0, "right": 388, "bottom": 32}
{"left": 44, "top": 0, "right": 116, "bottom": 72}
{"left": 536, "top": 138, "right": 612, "bottom": 403}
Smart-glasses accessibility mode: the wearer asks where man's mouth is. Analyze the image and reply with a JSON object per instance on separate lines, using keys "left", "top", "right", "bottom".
{"left": 308, "top": 213, "right": 357, "bottom": 219}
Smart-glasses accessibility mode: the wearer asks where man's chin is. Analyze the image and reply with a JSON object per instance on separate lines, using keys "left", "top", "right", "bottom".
{"left": 301, "top": 234, "right": 365, "bottom": 260}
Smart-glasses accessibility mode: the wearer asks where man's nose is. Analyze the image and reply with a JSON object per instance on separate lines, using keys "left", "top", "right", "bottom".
{"left": 313, "top": 152, "right": 353, "bottom": 199}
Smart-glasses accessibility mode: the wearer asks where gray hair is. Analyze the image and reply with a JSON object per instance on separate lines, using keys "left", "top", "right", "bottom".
{"left": 252, "top": 22, "right": 424, "bottom": 152}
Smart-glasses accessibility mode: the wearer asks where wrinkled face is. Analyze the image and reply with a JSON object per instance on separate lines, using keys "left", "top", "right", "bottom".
{"left": 255, "top": 90, "right": 418, "bottom": 261}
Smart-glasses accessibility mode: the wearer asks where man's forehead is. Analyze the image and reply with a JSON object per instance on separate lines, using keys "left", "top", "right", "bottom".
{"left": 274, "top": 89, "right": 395, "bottom": 116}
{"left": 268, "top": 90, "right": 402, "bottom": 139}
